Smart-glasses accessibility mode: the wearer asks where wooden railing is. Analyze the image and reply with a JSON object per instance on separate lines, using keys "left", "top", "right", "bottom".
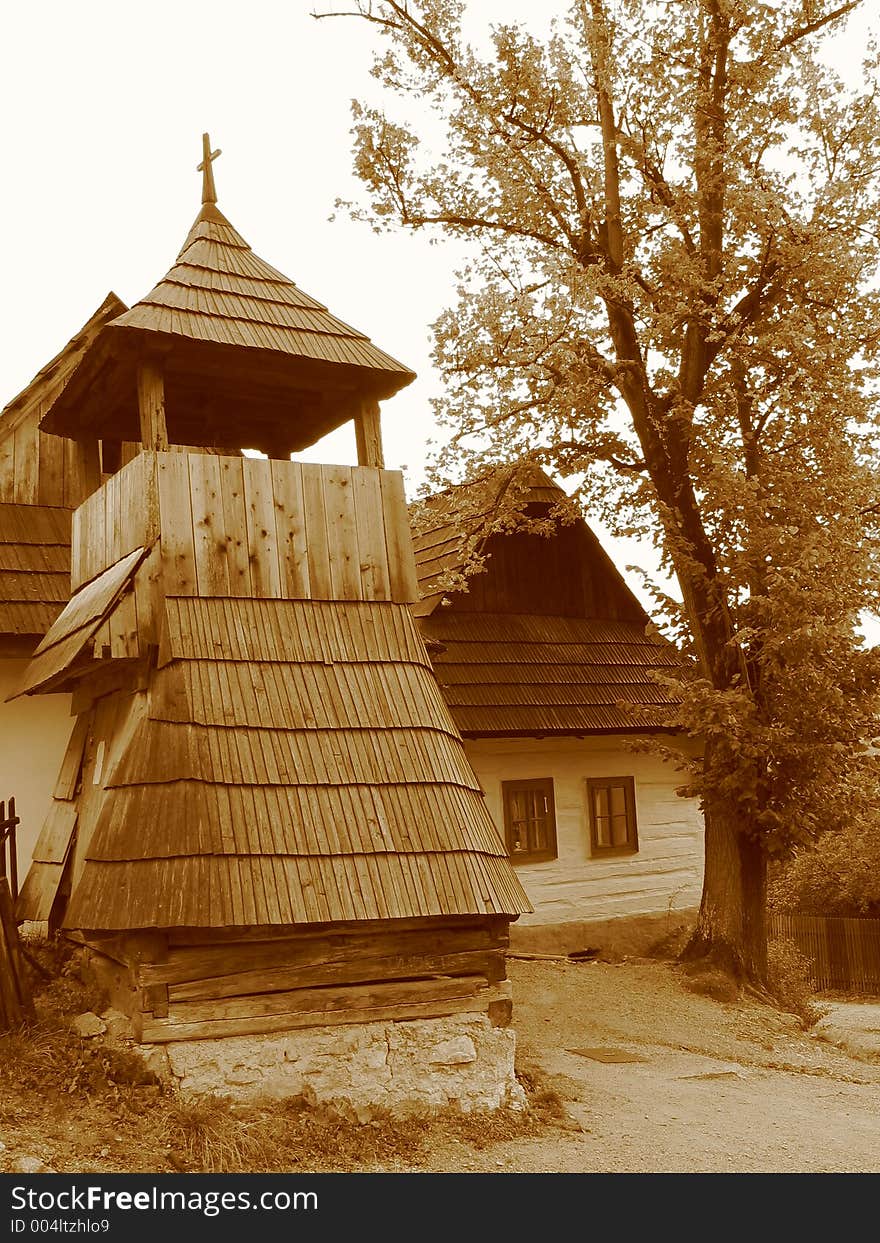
{"left": 0, "top": 797, "right": 19, "bottom": 903}
{"left": 770, "top": 913, "right": 880, "bottom": 994}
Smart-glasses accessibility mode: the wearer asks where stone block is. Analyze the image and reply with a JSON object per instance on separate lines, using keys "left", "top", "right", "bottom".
{"left": 428, "top": 1036, "right": 477, "bottom": 1066}
{"left": 71, "top": 1012, "right": 106, "bottom": 1038}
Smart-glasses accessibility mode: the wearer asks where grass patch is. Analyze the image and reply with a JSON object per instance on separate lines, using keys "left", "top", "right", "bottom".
{"left": 767, "top": 939, "right": 821, "bottom": 1029}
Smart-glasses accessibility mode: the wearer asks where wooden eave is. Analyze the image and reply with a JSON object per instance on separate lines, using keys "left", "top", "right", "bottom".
{"left": 8, "top": 545, "right": 148, "bottom": 698}
{"left": 0, "top": 293, "right": 128, "bottom": 440}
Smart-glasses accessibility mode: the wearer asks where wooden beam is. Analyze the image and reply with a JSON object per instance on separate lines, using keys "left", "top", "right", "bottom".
{"left": 140, "top": 980, "right": 510, "bottom": 1044}
{"left": 136, "top": 359, "right": 169, "bottom": 451}
{"left": 70, "top": 438, "right": 101, "bottom": 503}
{"left": 354, "top": 399, "right": 384, "bottom": 468}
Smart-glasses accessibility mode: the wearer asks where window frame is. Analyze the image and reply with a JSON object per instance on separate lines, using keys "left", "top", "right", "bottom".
{"left": 586, "top": 776, "right": 639, "bottom": 857}
{"left": 501, "top": 776, "right": 558, "bottom": 864}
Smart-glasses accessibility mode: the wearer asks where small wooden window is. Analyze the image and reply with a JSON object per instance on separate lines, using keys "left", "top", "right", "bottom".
{"left": 587, "top": 777, "right": 639, "bottom": 856}
{"left": 502, "top": 778, "right": 557, "bottom": 863}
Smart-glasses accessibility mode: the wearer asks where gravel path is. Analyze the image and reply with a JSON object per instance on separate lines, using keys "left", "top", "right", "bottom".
{"left": 423, "top": 959, "right": 880, "bottom": 1174}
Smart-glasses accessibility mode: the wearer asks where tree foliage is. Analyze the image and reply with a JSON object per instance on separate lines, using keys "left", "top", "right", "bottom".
{"left": 325, "top": 0, "right": 880, "bottom": 977}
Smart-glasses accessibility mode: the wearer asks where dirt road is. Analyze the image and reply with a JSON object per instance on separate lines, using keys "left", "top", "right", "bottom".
{"left": 3, "top": 957, "right": 878, "bottom": 1174}
{"left": 423, "top": 959, "right": 880, "bottom": 1174}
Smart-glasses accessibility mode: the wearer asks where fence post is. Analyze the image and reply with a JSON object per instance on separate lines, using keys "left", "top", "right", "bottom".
{"left": 7, "top": 797, "right": 16, "bottom": 904}
{"left": 0, "top": 798, "right": 20, "bottom": 904}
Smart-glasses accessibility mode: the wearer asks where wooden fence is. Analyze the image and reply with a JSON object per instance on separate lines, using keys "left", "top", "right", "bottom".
{"left": 0, "top": 797, "right": 18, "bottom": 904}
{"left": 769, "top": 913, "right": 880, "bottom": 994}
{"left": 0, "top": 877, "right": 33, "bottom": 1029}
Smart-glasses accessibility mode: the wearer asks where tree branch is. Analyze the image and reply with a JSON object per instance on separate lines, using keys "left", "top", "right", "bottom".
{"left": 777, "top": 1, "right": 864, "bottom": 50}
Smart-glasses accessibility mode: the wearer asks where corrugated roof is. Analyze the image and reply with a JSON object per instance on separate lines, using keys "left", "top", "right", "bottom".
{"left": 64, "top": 595, "right": 532, "bottom": 930}
{"left": 418, "top": 612, "right": 683, "bottom": 736}
{"left": 0, "top": 504, "right": 71, "bottom": 639}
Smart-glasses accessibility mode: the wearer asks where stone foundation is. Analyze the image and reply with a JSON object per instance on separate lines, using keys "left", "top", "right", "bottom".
{"left": 509, "top": 906, "right": 698, "bottom": 957}
{"left": 142, "top": 1013, "right": 525, "bottom": 1117}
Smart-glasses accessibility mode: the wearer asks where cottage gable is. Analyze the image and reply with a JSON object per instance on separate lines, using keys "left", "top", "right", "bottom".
{"left": 412, "top": 467, "right": 686, "bottom": 737}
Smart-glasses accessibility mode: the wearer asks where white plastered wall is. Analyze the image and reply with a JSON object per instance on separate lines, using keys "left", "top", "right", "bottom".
{"left": 0, "top": 659, "right": 74, "bottom": 881}
{"left": 465, "top": 735, "right": 704, "bottom": 926}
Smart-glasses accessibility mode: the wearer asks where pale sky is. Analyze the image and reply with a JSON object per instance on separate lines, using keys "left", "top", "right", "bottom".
{"left": 1, "top": 1, "right": 875, "bottom": 634}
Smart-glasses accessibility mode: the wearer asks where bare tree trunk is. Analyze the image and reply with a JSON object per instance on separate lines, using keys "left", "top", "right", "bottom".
{"left": 683, "top": 754, "right": 768, "bottom": 981}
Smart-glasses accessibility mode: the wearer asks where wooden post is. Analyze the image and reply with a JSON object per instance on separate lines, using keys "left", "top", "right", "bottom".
{"left": 0, "top": 877, "right": 33, "bottom": 1026}
{"left": 354, "top": 398, "right": 384, "bottom": 469}
{"left": 137, "top": 358, "right": 170, "bottom": 451}
{"left": 70, "top": 438, "right": 101, "bottom": 502}
{"left": 0, "top": 798, "right": 19, "bottom": 907}
{"left": 7, "top": 798, "right": 16, "bottom": 905}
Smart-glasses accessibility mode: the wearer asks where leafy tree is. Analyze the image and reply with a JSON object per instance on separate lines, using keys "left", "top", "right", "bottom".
{"left": 322, "top": 0, "right": 880, "bottom": 981}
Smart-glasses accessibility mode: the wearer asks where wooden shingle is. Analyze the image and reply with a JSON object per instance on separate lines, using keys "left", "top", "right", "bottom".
{"left": 0, "top": 504, "right": 72, "bottom": 641}
{"left": 63, "top": 594, "right": 531, "bottom": 931}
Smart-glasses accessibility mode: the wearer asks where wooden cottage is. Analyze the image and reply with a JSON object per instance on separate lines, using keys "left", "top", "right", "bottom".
{"left": 412, "top": 466, "right": 704, "bottom": 951}
{"left": 0, "top": 296, "right": 127, "bottom": 888}
{"left": 10, "top": 140, "right": 530, "bottom": 1108}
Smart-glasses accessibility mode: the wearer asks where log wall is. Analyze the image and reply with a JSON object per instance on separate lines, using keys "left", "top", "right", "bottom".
{"left": 83, "top": 917, "right": 513, "bottom": 1044}
{"left": 468, "top": 735, "right": 704, "bottom": 926}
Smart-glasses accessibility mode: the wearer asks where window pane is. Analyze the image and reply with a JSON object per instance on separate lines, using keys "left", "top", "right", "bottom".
{"left": 591, "top": 780, "right": 636, "bottom": 852}
{"left": 611, "top": 814, "right": 629, "bottom": 846}
{"left": 595, "top": 815, "right": 611, "bottom": 847}
{"left": 505, "top": 780, "right": 556, "bottom": 860}
{"left": 610, "top": 785, "right": 627, "bottom": 816}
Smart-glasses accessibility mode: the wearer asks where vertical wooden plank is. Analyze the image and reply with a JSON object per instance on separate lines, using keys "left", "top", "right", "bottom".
{"left": 322, "top": 465, "right": 361, "bottom": 600}
{"left": 352, "top": 467, "right": 391, "bottom": 601}
{"left": 84, "top": 480, "right": 106, "bottom": 587}
{"left": 157, "top": 452, "right": 197, "bottom": 596}
{"left": 218, "top": 456, "right": 253, "bottom": 597}
{"left": 189, "top": 455, "right": 231, "bottom": 596}
{"left": 37, "top": 432, "right": 65, "bottom": 506}
{"left": 301, "top": 465, "right": 331, "bottom": 600}
{"left": 270, "top": 459, "right": 310, "bottom": 599}
{"left": 108, "top": 588, "right": 139, "bottom": 659}
{"left": 379, "top": 470, "right": 419, "bottom": 603}
{"left": 70, "top": 505, "right": 85, "bottom": 590}
{"left": 0, "top": 432, "right": 14, "bottom": 502}
{"left": 13, "top": 424, "right": 38, "bottom": 504}
{"left": 243, "top": 458, "right": 282, "bottom": 598}
{"left": 354, "top": 398, "right": 385, "bottom": 468}
{"left": 115, "top": 453, "right": 153, "bottom": 555}
{"left": 133, "top": 544, "right": 163, "bottom": 650}
{"left": 102, "top": 469, "right": 121, "bottom": 568}
{"left": 69, "top": 439, "right": 101, "bottom": 509}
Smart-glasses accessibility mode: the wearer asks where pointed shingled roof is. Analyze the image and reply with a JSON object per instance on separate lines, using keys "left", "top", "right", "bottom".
{"left": 111, "top": 202, "right": 416, "bottom": 379}
{"left": 40, "top": 159, "right": 416, "bottom": 451}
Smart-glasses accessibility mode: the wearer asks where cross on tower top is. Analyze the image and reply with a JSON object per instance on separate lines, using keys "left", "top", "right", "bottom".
{"left": 197, "top": 133, "right": 222, "bottom": 204}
